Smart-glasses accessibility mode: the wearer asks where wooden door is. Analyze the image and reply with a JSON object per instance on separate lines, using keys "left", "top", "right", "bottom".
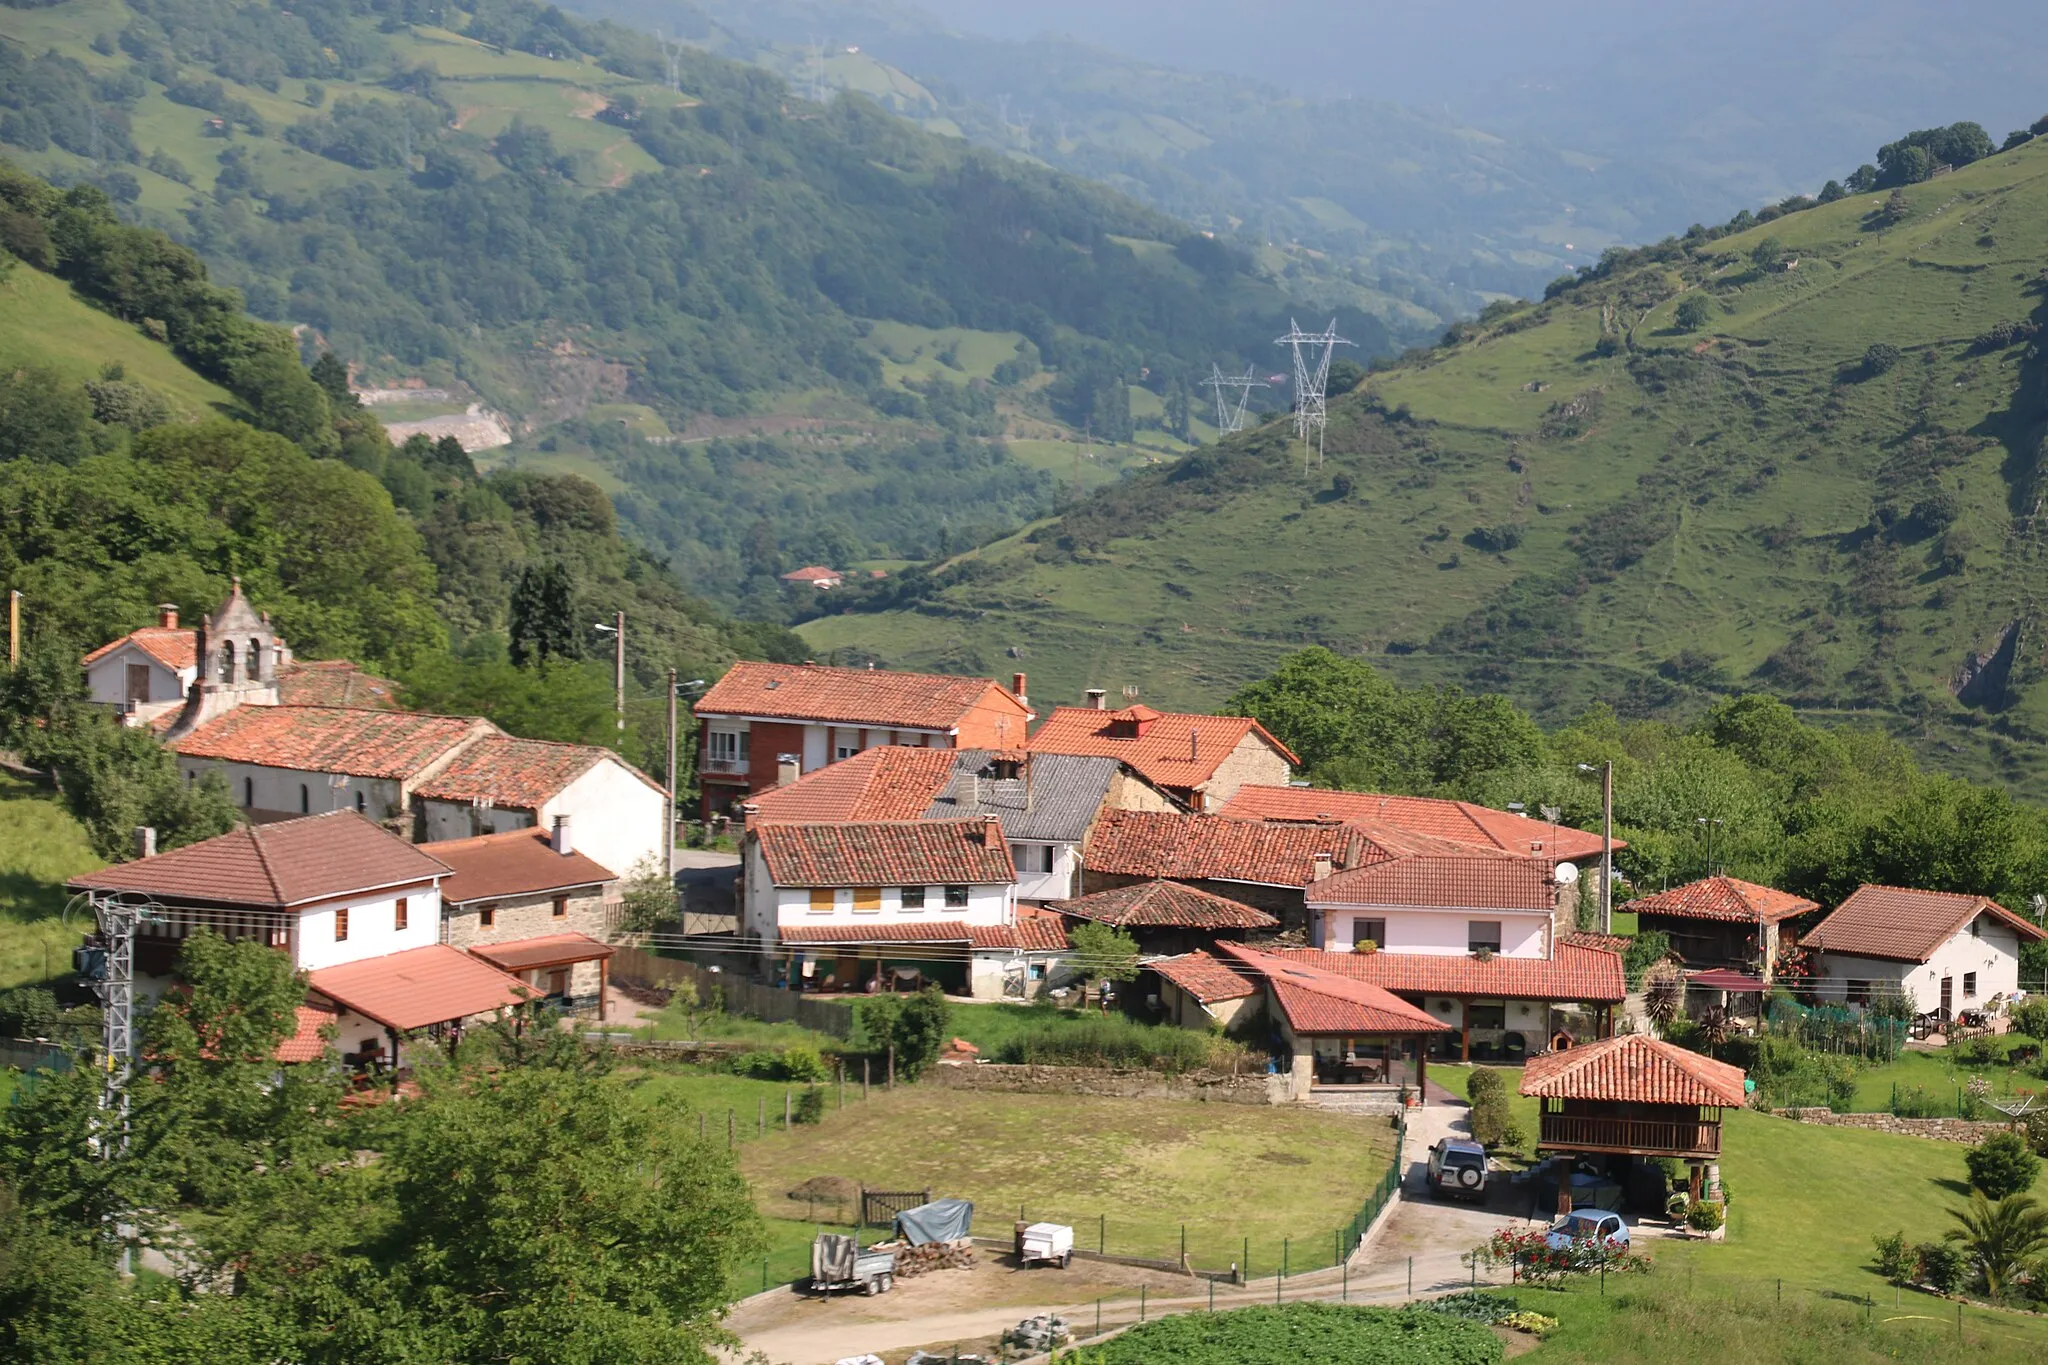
{"left": 125, "top": 663, "right": 151, "bottom": 703}
{"left": 547, "top": 968, "right": 568, "bottom": 998}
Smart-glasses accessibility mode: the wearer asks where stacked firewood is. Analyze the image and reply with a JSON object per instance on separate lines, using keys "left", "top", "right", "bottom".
{"left": 870, "top": 1238, "right": 975, "bottom": 1276}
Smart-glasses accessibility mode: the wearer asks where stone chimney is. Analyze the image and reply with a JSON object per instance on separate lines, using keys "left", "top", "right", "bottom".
{"left": 157, "top": 604, "right": 179, "bottom": 630}
{"left": 1310, "top": 851, "right": 1332, "bottom": 883}
{"left": 1085, "top": 688, "right": 1108, "bottom": 710}
{"left": 551, "top": 814, "right": 573, "bottom": 856}
{"left": 133, "top": 826, "right": 157, "bottom": 859}
{"left": 1012, "top": 672, "right": 1029, "bottom": 708}
{"left": 777, "top": 753, "right": 802, "bottom": 787}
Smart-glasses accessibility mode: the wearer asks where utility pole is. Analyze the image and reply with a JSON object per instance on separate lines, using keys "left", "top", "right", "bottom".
{"left": 7, "top": 588, "right": 19, "bottom": 668}
{"left": 663, "top": 676, "right": 706, "bottom": 883}
{"left": 592, "top": 612, "right": 625, "bottom": 733}
{"left": 1578, "top": 761, "right": 1615, "bottom": 933}
{"left": 1696, "top": 817, "right": 1725, "bottom": 880}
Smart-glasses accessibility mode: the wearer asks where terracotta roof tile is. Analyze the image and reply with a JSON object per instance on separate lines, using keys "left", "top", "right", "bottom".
{"left": 1026, "top": 705, "right": 1296, "bottom": 792}
{"left": 1263, "top": 943, "right": 1627, "bottom": 1003}
{"left": 308, "top": 944, "right": 535, "bottom": 1031}
{"left": 1151, "top": 951, "right": 1261, "bottom": 1004}
{"left": 276, "top": 661, "right": 402, "bottom": 710}
{"left": 753, "top": 819, "right": 1015, "bottom": 887}
{"left": 1799, "top": 884, "right": 2045, "bottom": 963}
{"left": 972, "top": 919, "right": 1070, "bottom": 952}
{"left": 1222, "top": 785, "right": 1619, "bottom": 861}
{"left": 1083, "top": 810, "right": 1367, "bottom": 886}
{"left": 172, "top": 706, "right": 490, "bottom": 779}
{"left": 82, "top": 626, "right": 198, "bottom": 672}
{"left": 1311, "top": 849, "right": 1558, "bottom": 910}
{"left": 1627, "top": 875, "right": 1817, "bottom": 925}
{"left": 1050, "top": 880, "right": 1279, "bottom": 930}
{"left": 468, "top": 932, "right": 614, "bottom": 972}
{"left": 745, "top": 747, "right": 960, "bottom": 823}
{"left": 431, "top": 827, "right": 617, "bottom": 904}
{"left": 413, "top": 735, "right": 661, "bottom": 809}
{"left": 696, "top": 661, "right": 1029, "bottom": 730}
{"left": 276, "top": 1000, "right": 339, "bottom": 1063}
{"left": 1520, "top": 1033, "right": 1747, "bottom": 1107}
{"left": 1217, "top": 942, "right": 1450, "bottom": 1035}
{"left": 69, "top": 811, "right": 450, "bottom": 908}
{"left": 777, "top": 920, "right": 977, "bottom": 946}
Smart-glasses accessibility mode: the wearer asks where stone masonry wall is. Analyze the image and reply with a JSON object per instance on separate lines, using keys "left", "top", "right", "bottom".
{"left": 928, "top": 1061, "right": 1285, "bottom": 1105}
{"left": 1773, "top": 1107, "right": 2009, "bottom": 1144}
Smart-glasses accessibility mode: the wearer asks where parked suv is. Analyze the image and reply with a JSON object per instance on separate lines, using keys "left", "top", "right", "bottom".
{"left": 1426, "top": 1138, "right": 1489, "bottom": 1202}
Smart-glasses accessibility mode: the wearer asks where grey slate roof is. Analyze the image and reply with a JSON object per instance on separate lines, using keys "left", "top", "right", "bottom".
{"left": 924, "top": 751, "right": 1122, "bottom": 844}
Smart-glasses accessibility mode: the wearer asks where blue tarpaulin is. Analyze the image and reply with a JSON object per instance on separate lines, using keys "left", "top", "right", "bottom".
{"left": 895, "top": 1198, "right": 974, "bottom": 1245}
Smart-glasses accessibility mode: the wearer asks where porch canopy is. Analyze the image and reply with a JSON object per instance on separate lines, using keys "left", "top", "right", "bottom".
{"left": 1520, "top": 1033, "right": 1746, "bottom": 1161}
{"left": 1215, "top": 941, "right": 1451, "bottom": 1091}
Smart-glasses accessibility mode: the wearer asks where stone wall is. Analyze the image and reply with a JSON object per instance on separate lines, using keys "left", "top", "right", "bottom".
{"left": 1773, "top": 1107, "right": 2009, "bottom": 1144}
{"left": 928, "top": 1061, "right": 1284, "bottom": 1105}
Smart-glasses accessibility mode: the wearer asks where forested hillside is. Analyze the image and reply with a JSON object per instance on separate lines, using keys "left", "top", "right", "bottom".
{"left": 0, "top": 0, "right": 1373, "bottom": 597}
{"left": 804, "top": 125, "right": 2048, "bottom": 797}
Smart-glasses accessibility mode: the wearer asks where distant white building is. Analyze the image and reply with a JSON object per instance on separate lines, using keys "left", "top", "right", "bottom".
{"left": 1802, "top": 885, "right": 2046, "bottom": 1016}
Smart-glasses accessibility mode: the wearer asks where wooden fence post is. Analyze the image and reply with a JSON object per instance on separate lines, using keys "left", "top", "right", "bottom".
{"left": 888, "top": 1044, "right": 896, "bottom": 1090}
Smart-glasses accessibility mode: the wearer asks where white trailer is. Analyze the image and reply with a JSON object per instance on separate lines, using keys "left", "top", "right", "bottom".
{"left": 1020, "top": 1221, "right": 1074, "bottom": 1268}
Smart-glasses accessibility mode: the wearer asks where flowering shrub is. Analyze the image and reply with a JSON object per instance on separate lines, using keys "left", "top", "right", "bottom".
{"left": 1501, "top": 1311, "right": 1558, "bottom": 1337}
{"left": 1469, "top": 1227, "right": 1652, "bottom": 1283}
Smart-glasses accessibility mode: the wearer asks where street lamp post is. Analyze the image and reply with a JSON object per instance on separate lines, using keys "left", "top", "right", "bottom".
{"left": 1577, "top": 761, "right": 1614, "bottom": 934}
{"left": 592, "top": 612, "right": 625, "bottom": 732}
{"left": 664, "top": 674, "right": 707, "bottom": 881}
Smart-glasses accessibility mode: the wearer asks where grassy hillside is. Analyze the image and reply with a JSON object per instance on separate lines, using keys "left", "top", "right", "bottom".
{"left": 805, "top": 136, "right": 2048, "bottom": 794}
{"left": 0, "top": 265, "right": 235, "bottom": 416}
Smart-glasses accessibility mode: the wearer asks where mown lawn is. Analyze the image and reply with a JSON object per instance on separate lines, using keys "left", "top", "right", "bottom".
{"left": 0, "top": 772, "right": 103, "bottom": 992}
{"left": 1842, "top": 1040, "right": 2047, "bottom": 1115}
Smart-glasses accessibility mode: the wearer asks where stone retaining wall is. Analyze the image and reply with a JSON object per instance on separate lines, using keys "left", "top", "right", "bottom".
{"left": 1773, "top": 1107, "right": 2009, "bottom": 1143}
{"left": 928, "top": 1061, "right": 1284, "bottom": 1105}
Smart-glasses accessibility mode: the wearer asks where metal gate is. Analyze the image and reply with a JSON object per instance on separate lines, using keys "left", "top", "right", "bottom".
{"left": 860, "top": 1187, "right": 933, "bottom": 1228}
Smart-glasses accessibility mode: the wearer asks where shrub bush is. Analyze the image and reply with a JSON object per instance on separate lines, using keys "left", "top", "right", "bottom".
{"left": 1685, "top": 1200, "right": 1725, "bottom": 1233}
{"left": 794, "top": 1086, "right": 826, "bottom": 1125}
{"left": 729, "top": 1049, "right": 782, "bottom": 1079}
{"left": 1965, "top": 1131, "right": 2040, "bottom": 1198}
{"left": 1915, "top": 1241, "right": 1969, "bottom": 1295}
{"left": 994, "top": 1014, "right": 1239, "bottom": 1074}
{"left": 1864, "top": 342, "right": 1902, "bottom": 375}
{"left": 1874, "top": 1229, "right": 1915, "bottom": 1284}
{"left": 2010, "top": 998, "right": 2048, "bottom": 1042}
{"left": 780, "top": 1045, "right": 828, "bottom": 1083}
{"left": 1466, "top": 1067, "right": 1505, "bottom": 1102}
{"left": 1087, "top": 1303, "right": 1503, "bottom": 1365}
{"left": 0, "top": 986, "right": 59, "bottom": 1038}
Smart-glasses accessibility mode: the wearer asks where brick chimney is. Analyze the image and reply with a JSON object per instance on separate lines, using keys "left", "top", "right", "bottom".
{"left": 133, "top": 825, "right": 157, "bottom": 859}
{"left": 1085, "top": 688, "right": 1108, "bottom": 710}
{"left": 157, "top": 603, "right": 179, "bottom": 630}
{"left": 551, "top": 814, "right": 573, "bottom": 856}
{"left": 1012, "top": 672, "right": 1029, "bottom": 708}
{"left": 777, "top": 753, "right": 802, "bottom": 787}
{"left": 980, "top": 811, "right": 1004, "bottom": 846}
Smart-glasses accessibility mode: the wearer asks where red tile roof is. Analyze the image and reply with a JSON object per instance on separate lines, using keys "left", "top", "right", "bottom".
{"left": 1221, "top": 786, "right": 1619, "bottom": 861}
{"left": 753, "top": 819, "right": 1016, "bottom": 887}
{"left": 308, "top": 944, "right": 535, "bottom": 1031}
{"left": 276, "top": 661, "right": 402, "bottom": 710}
{"left": 431, "top": 827, "right": 618, "bottom": 904}
{"left": 1311, "top": 849, "right": 1558, "bottom": 910}
{"left": 774, "top": 919, "right": 1067, "bottom": 951}
{"left": 974, "top": 919, "right": 1070, "bottom": 952}
{"left": 412, "top": 735, "right": 662, "bottom": 809}
{"left": 276, "top": 1000, "right": 339, "bottom": 1063}
{"left": 1217, "top": 942, "right": 1450, "bottom": 1036}
{"left": 1082, "top": 810, "right": 1369, "bottom": 886}
{"left": 1627, "top": 876, "right": 1817, "bottom": 925}
{"left": 1563, "top": 931, "right": 1631, "bottom": 955}
{"left": 780, "top": 566, "right": 843, "bottom": 584}
{"left": 1799, "top": 885, "right": 2045, "bottom": 963}
{"left": 1050, "top": 880, "right": 1279, "bottom": 930}
{"left": 171, "top": 705, "right": 490, "bottom": 779}
{"left": 1520, "top": 1033, "right": 1747, "bottom": 1107}
{"left": 1151, "top": 951, "right": 1261, "bottom": 1004}
{"left": 82, "top": 626, "right": 198, "bottom": 672}
{"left": 468, "top": 932, "right": 615, "bottom": 972}
{"left": 68, "top": 811, "right": 451, "bottom": 908}
{"left": 1026, "top": 706, "right": 1296, "bottom": 792}
{"left": 744, "top": 746, "right": 959, "bottom": 823}
{"left": 696, "top": 661, "right": 1029, "bottom": 730}
{"left": 1263, "top": 943, "right": 1627, "bottom": 1003}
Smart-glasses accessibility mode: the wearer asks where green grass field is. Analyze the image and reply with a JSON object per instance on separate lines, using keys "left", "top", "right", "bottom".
{"left": 0, "top": 268, "right": 237, "bottom": 418}
{"left": 0, "top": 773, "right": 103, "bottom": 993}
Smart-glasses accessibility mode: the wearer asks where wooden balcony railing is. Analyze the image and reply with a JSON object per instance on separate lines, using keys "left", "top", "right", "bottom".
{"left": 1538, "top": 1112, "right": 1721, "bottom": 1156}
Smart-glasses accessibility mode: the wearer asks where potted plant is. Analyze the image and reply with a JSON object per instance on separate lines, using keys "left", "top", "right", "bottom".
{"left": 1353, "top": 938, "right": 1379, "bottom": 955}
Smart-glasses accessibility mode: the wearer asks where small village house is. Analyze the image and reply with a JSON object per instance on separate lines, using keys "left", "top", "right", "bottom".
{"left": 1026, "top": 697, "right": 1296, "bottom": 811}
{"left": 1077, "top": 808, "right": 1371, "bottom": 932}
{"left": 1212, "top": 941, "right": 1452, "bottom": 1102}
{"left": 1049, "top": 880, "right": 1278, "bottom": 957}
{"left": 1151, "top": 950, "right": 1263, "bottom": 1031}
{"left": 430, "top": 818, "right": 619, "bottom": 1014}
{"left": 68, "top": 812, "right": 534, "bottom": 1070}
{"left": 778, "top": 566, "right": 844, "bottom": 589}
{"left": 1800, "top": 885, "right": 2045, "bottom": 1017}
{"left": 693, "top": 662, "right": 1036, "bottom": 815}
{"left": 1625, "top": 875, "right": 1818, "bottom": 983}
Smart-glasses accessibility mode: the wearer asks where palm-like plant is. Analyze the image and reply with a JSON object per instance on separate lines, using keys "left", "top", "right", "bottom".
{"left": 1698, "top": 1006, "right": 1734, "bottom": 1058}
{"left": 1945, "top": 1190, "right": 2048, "bottom": 1299}
{"left": 1643, "top": 968, "right": 1683, "bottom": 1036}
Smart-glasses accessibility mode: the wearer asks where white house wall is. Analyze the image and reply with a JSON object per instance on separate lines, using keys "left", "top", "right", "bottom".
{"left": 179, "top": 758, "right": 404, "bottom": 823}
{"left": 1317, "top": 907, "right": 1550, "bottom": 957}
{"left": 1010, "top": 841, "right": 1078, "bottom": 902}
{"left": 418, "top": 799, "right": 533, "bottom": 843}
{"left": 289, "top": 886, "right": 443, "bottom": 971}
{"left": 1815, "top": 917, "right": 2025, "bottom": 1013}
{"left": 87, "top": 649, "right": 190, "bottom": 706}
{"left": 537, "top": 758, "right": 664, "bottom": 886}
{"left": 771, "top": 881, "right": 1013, "bottom": 932}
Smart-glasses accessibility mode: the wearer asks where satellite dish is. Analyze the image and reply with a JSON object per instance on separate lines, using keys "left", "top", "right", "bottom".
{"left": 1554, "top": 861, "right": 1580, "bottom": 885}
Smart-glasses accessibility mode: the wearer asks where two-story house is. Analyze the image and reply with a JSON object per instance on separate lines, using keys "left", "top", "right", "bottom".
{"left": 693, "top": 661, "right": 1036, "bottom": 815}
{"left": 1077, "top": 808, "right": 1374, "bottom": 933}
{"left": 430, "top": 817, "right": 619, "bottom": 1015}
{"left": 1802, "top": 885, "right": 2045, "bottom": 1017}
{"left": 742, "top": 815, "right": 1063, "bottom": 998}
{"left": 1625, "top": 875, "right": 1818, "bottom": 982}
{"left": 68, "top": 811, "right": 535, "bottom": 1070}
{"left": 1026, "top": 698, "right": 1297, "bottom": 812}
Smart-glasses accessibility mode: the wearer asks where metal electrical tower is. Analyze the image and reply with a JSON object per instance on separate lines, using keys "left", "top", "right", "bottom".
{"left": 653, "top": 29, "right": 686, "bottom": 94}
{"left": 1201, "top": 365, "right": 1268, "bottom": 435}
{"left": 1275, "top": 318, "right": 1353, "bottom": 469}
{"left": 71, "top": 891, "right": 157, "bottom": 1151}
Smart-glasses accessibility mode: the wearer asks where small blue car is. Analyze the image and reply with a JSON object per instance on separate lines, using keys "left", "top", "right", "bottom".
{"left": 1545, "top": 1209, "right": 1629, "bottom": 1252}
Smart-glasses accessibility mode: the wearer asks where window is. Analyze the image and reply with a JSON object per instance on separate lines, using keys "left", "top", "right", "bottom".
{"left": 1013, "top": 845, "right": 1055, "bottom": 874}
{"left": 299, "top": 783, "right": 310, "bottom": 814}
{"left": 1467, "top": 921, "right": 1502, "bottom": 954}
{"left": 1845, "top": 979, "right": 1871, "bottom": 1006}
{"left": 244, "top": 776, "right": 254, "bottom": 806}
{"left": 394, "top": 897, "right": 408, "bottom": 932}
{"left": 835, "top": 743, "right": 859, "bottom": 761}
{"left": 479, "top": 905, "right": 496, "bottom": 928}
{"left": 944, "top": 885, "right": 970, "bottom": 908}
{"left": 246, "top": 638, "right": 263, "bottom": 680}
{"left": 1465, "top": 1002, "right": 1507, "bottom": 1030}
{"left": 553, "top": 895, "right": 569, "bottom": 920}
{"left": 355, "top": 791, "right": 366, "bottom": 813}
{"left": 706, "top": 730, "right": 744, "bottom": 767}
{"left": 808, "top": 887, "right": 834, "bottom": 914}
{"left": 1353, "top": 917, "right": 1386, "bottom": 949}
{"left": 218, "top": 640, "right": 236, "bottom": 683}
{"left": 1964, "top": 971, "right": 1978, "bottom": 999}
{"left": 1971, "top": 915, "right": 1983, "bottom": 938}
{"left": 900, "top": 886, "right": 926, "bottom": 910}
{"left": 853, "top": 888, "right": 881, "bottom": 914}
{"left": 334, "top": 906, "right": 350, "bottom": 942}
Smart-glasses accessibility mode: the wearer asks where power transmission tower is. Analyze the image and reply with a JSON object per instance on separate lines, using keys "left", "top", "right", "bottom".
{"left": 1201, "top": 364, "right": 1268, "bottom": 435}
{"left": 653, "top": 29, "right": 686, "bottom": 94}
{"left": 1275, "top": 318, "right": 1353, "bottom": 470}
{"left": 72, "top": 890, "right": 157, "bottom": 1153}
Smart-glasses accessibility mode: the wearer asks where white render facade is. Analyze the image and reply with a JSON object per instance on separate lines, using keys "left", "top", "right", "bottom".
{"left": 86, "top": 644, "right": 193, "bottom": 710}
{"left": 1007, "top": 839, "right": 1078, "bottom": 903}
{"left": 178, "top": 758, "right": 408, "bottom": 824}
{"left": 741, "top": 839, "right": 1015, "bottom": 941}
{"left": 132, "top": 879, "right": 444, "bottom": 999}
{"left": 1814, "top": 916, "right": 2028, "bottom": 1014}
{"left": 1313, "top": 904, "right": 1553, "bottom": 958}
{"left": 418, "top": 757, "right": 661, "bottom": 888}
